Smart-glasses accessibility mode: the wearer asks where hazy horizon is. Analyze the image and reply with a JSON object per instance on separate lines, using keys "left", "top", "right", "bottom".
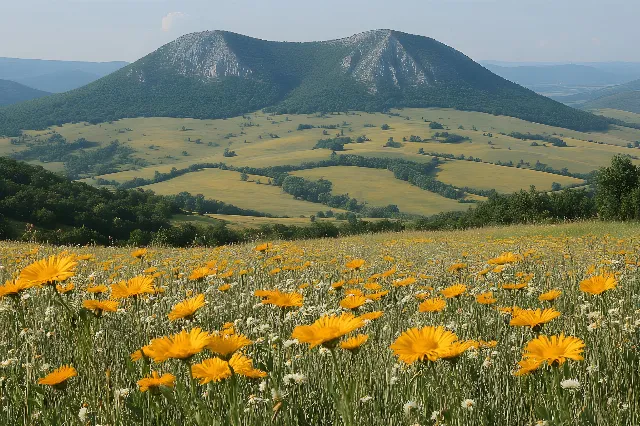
{"left": 2, "top": 0, "right": 639, "bottom": 64}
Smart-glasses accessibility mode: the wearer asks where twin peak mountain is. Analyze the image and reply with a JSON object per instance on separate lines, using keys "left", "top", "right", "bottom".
{"left": 0, "top": 29, "right": 609, "bottom": 135}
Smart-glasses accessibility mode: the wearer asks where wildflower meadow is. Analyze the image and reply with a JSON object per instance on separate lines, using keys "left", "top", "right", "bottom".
{"left": 0, "top": 223, "right": 638, "bottom": 425}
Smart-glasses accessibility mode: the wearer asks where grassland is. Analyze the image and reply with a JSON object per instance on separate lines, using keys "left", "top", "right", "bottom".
{"left": 140, "top": 169, "right": 343, "bottom": 217}
{"left": 4, "top": 107, "right": 640, "bottom": 219}
{"left": 435, "top": 160, "right": 585, "bottom": 193}
{"left": 292, "top": 166, "right": 470, "bottom": 216}
{"left": 591, "top": 108, "right": 640, "bottom": 125}
{"left": 1, "top": 221, "right": 638, "bottom": 425}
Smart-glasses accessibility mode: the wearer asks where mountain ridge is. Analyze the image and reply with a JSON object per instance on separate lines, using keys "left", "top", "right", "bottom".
{"left": 0, "top": 29, "right": 610, "bottom": 136}
{"left": 0, "top": 79, "right": 50, "bottom": 106}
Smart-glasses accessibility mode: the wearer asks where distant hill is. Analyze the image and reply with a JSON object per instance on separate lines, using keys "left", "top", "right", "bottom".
{"left": 0, "top": 29, "right": 609, "bottom": 136}
{"left": 0, "top": 57, "right": 128, "bottom": 93}
{"left": 582, "top": 79, "right": 640, "bottom": 113}
{"left": 483, "top": 64, "right": 629, "bottom": 87}
{"left": 0, "top": 79, "right": 50, "bottom": 106}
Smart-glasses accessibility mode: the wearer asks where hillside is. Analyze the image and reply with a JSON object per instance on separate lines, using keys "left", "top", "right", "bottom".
{"left": 0, "top": 79, "right": 50, "bottom": 106}
{"left": 0, "top": 30, "right": 609, "bottom": 136}
{"left": 582, "top": 79, "right": 640, "bottom": 113}
{"left": 0, "top": 57, "right": 128, "bottom": 93}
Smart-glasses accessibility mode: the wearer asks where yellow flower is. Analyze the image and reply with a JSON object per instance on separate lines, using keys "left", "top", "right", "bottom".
{"left": 510, "top": 308, "right": 561, "bottom": 329}
{"left": 218, "top": 284, "right": 232, "bottom": 292}
{"left": 345, "top": 259, "right": 365, "bottom": 270}
{"left": 206, "top": 333, "right": 252, "bottom": 360}
{"left": 364, "top": 282, "right": 382, "bottom": 291}
{"left": 366, "top": 290, "right": 389, "bottom": 301}
{"left": 475, "top": 292, "right": 497, "bottom": 305}
{"left": 137, "top": 371, "right": 175, "bottom": 392}
{"left": 55, "top": 282, "right": 74, "bottom": 294}
{"left": 228, "top": 353, "right": 268, "bottom": 378}
{"left": 110, "top": 276, "right": 155, "bottom": 299}
{"left": 130, "top": 345, "right": 152, "bottom": 362}
{"left": 447, "top": 263, "right": 467, "bottom": 273}
{"left": 0, "top": 279, "right": 33, "bottom": 299}
{"left": 502, "top": 282, "right": 527, "bottom": 291}
{"left": 522, "top": 334, "right": 585, "bottom": 366}
{"left": 513, "top": 358, "right": 543, "bottom": 376}
{"left": 579, "top": 274, "right": 617, "bottom": 295}
{"left": 339, "top": 294, "right": 368, "bottom": 310}
{"left": 357, "top": 311, "right": 384, "bottom": 321}
{"left": 340, "top": 334, "right": 368, "bottom": 352}
{"left": 390, "top": 326, "right": 458, "bottom": 364}
{"left": 440, "top": 284, "right": 467, "bottom": 299}
{"left": 418, "top": 297, "right": 446, "bottom": 312}
{"left": 168, "top": 294, "right": 206, "bottom": 321}
{"left": 292, "top": 313, "right": 364, "bottom": 349}
{"left": 38, "top": 365, "right": 77, "bottom": 388}
{"left": 191, "top": 358, "right": 231, "bottom": 384}
{"left": 260, "top": 290, "right": 303, "bottom": 308}
{"left": 20, "top": 255, "right": 77, "bottom": 286}
{"left": 439, "top": 340, "right": 475, "bottom": 360}
{"left": 189, "top": 267, "right": 211, "bottom": 281}
{"left": 131, "top": 248, "right": 148, "bottom": 259}
{"left": 538, "top": 289, "right": 562, "bottom": 302}
{"left": 86, "top": 284, "right": 108, "bottom": 294}
{"left": 255, "top": 243, "right": 273, "bottom": 253}
{"left": 487, "top": 252, "right": 522, "bottom": 265}
{"left": 82, "top": 300, "right": 119, "bottom": 314}
{"left": 145, "top": 328, "right": 212, "bottom": 362}
{"left": 393, "top": 277, "right": 416, "bottom": 287}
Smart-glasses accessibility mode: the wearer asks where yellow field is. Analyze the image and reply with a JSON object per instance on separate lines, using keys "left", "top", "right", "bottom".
{"left": 139, "top": 168, "right": 342, "bottom": 217}
{"left": 292, "top": 166, "right": 470, "bottom": 216}
{"left": 1, "top": 221, "right": 639, "bottom": 425}
{"left": 436, "top": 160, "right": 585, "bottom": 193}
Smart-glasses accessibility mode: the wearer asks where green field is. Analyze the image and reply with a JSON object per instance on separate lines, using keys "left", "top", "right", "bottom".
{"left": 292, "top": 166, "right": 470, "bottom": 216}
{"left": 591, "top": 108, "right": 640, "bottom": 125}
{"left": 4, "top": 107, "right": 640, "bottom": 220}
{"left": 436, "top": 160, "right": 584, "bottom": 193}
{"left": 140, "top": 169, "right": 344, "bottom": 217}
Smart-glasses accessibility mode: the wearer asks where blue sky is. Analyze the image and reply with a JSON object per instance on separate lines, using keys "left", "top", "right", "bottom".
{"left": 2, "top": 0, "right": 638, "bottom": 63}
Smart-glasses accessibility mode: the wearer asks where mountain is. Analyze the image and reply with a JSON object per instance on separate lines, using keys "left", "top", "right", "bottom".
{"left": 582, "top": 79, "right": 640, "bottom": 113}
{"left": 0, "top": 30, "right": 609, "bottom": 136}
{"left": 15, "top": 70, "right": 102, "bottom": 93}
{"left": 483, "top": 64, "right": 629, "bottom": 88}
{"left": 0, "top": 79, "right": 50, "bottom": 106}
{"left": 0, "top": 57, "right": 128, "bottom": 93}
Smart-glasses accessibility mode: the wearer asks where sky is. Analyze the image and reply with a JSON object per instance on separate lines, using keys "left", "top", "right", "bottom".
{"left": 2, "top": 0, "right": 639, "bottom": 63}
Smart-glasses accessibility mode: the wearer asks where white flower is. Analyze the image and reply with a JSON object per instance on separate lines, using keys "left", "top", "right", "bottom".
{"left": 560, "top": 379, "right": 580, "bottom": 390}
{"left": 403, "top": 400, "right": 420, "bottom": 416}
{"left": 535, "top": 421, "right": 549, "bottom": 426}
{"left": 482, "top": 357, "right": 492, "bottom": 368}
{"left": 389, "top": 376, "right": 399, "bottom": 385}
{"left": 586, "top": 364, "right": 598, "bottom": 374}
{"left": 283, "top": 373, "right": 307, "bottom": 386}
{"left": 318, "top": 347, "right": 331, "bottom": 356}
{"left": 271, "top": 388, "right": 282, "bottom": 401}
{"left": 114, "top": 388, "right": 130, "bottom": 399}
{"left": 430, "top": 410, "right": 441, "bottom": 420}
{"left": 461, "top": 398, "right": 475, "bottom": 411}
{"left": 283, "top": 339, "right": 298, "bottom": 349}
{"left": 359, "top": 395, "right": 373, "bottom": 403}
{"left": 78, "top": 406, "right": 88, "bottom": 422}
{"left": 259, "top": 380, "right": 267, "bottom": 392}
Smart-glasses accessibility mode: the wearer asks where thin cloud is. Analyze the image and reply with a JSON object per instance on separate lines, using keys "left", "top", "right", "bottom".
{"left": 162, "top": 12, "right": 187, "bottom": 32}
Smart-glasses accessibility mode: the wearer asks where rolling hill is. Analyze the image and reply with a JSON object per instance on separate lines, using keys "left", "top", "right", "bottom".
{"left": 582, "top": 79, "right": 640, "bottom": 113}
{"left": 0, "top": 79, "right": 50, "bottom": 106}
{"left": 0, "top": 57, "right": 128, "bottom": 93}
{"left": 0, "top": 29, "right": 609, "bottom": 136}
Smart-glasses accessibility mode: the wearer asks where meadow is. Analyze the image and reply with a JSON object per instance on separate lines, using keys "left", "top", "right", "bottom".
{"left": 0, "top": 221, "right": 638, "bottom": 425}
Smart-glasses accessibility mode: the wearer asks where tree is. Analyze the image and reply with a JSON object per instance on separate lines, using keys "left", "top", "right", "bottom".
{"left": 595, "top": 155, "right": 640, "bottom": 220}
{"left": 551, "top": 182, "right": 562, "bottom": 191}
{"left": 240, "top": 172, "right": 249, "bottom": 181}
{"left": 381, "top": 124, "right": 390, "bottom": 130}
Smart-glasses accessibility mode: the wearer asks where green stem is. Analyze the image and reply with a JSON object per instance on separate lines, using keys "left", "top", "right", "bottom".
{"left": 330, "top": 348, "right": 354, "bottom": 426}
